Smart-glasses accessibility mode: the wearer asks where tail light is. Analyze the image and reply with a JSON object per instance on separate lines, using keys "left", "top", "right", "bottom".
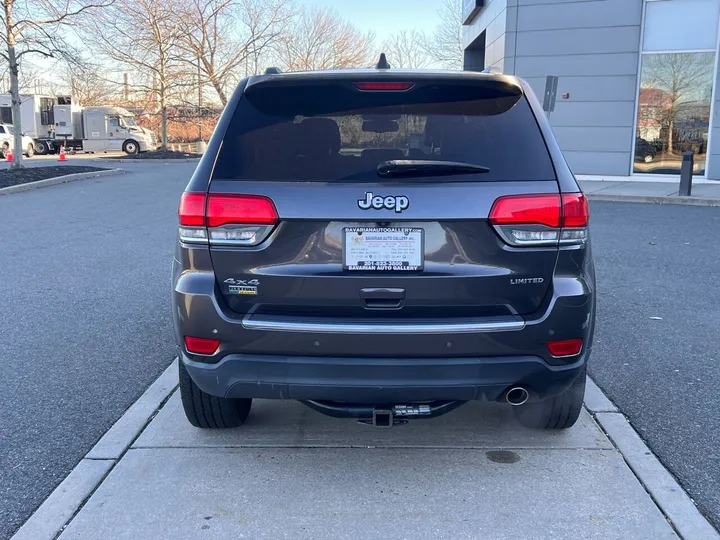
{"left": 178, "top": 192, "right": 278, "bottom": 246}
{"left": 489, "top": 193, "right": 589, "bottom": 247}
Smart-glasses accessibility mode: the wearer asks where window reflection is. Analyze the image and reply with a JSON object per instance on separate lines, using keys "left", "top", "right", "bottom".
{"left": 634, "top": 52, "right": 715, "bottom": 175}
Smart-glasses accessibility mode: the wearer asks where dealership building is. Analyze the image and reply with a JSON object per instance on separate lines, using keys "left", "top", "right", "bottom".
{"left": 463, "top": 0, "right": 720, "bottom": 180}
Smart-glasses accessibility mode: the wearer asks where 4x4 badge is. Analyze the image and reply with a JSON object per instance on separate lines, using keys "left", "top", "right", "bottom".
{"left": 358, "top": 192, "right": 409, "bottom": 213}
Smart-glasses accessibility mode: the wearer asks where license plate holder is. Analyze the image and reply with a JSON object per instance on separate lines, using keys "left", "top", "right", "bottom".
{"left": 343, "top": 227, "right": 424, "bottom": 271}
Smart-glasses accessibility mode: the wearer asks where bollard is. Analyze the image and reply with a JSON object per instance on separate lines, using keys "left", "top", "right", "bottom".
{"left": 679, "top": 151, "right": 694, "bottom": 196}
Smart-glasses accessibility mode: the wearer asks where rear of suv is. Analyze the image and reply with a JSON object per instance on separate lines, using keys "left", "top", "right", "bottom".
{"left": 172, "top": 64, "right": 595, "bottom": 430}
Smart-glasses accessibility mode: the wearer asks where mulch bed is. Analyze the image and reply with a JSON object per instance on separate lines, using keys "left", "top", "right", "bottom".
{"left": 0, "top": 166, "right": 108, "bottom": 190}
{"left": 99, "top": 149, "right": 201, "bottom": 160}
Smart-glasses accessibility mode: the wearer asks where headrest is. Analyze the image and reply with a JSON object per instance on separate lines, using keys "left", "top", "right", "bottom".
{"left": 296, "top": 118, "right": 341, "bottom": 157}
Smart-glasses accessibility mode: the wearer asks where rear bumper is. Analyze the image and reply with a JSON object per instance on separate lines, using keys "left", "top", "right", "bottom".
{"left": 182, "top": 350, "right": 588, "bottom": 403}
{"left": 173, "top": 252, "right": 595, "bottom": 403}
{"left": 173, "top": 267, "right": 595, "bottom": 363}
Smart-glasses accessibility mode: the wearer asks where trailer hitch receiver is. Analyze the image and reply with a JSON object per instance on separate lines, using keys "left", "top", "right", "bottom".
{"left": 299, "top": 400, "right": 467, "bottom": 427}
{"left": 372, "top": 409, "right": 393, "bottom": 428}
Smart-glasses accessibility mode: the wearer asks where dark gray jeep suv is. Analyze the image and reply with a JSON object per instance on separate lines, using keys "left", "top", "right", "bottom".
{"left": 172, "top": 62, "right": 595, "bottom": 430}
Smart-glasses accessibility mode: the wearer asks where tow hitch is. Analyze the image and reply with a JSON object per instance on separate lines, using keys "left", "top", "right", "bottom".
{"left": 368, "top": 409, "right": 395, "bottom": 428}
{"left": 299, "top": 400, "right": 467, "bottom": 427}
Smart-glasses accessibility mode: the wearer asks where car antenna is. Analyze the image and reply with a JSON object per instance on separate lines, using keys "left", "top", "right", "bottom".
{"left": 376, "top": 53, "right": 391, "bottom": 69}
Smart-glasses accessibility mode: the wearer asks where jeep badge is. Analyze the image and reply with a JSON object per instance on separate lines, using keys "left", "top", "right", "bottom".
{"left": 357, "top": 192, "right": 410, "bottom": 213}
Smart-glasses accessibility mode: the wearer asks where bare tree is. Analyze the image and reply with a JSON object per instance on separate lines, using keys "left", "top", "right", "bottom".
{"left": 643, "top": 53, "right": 715, "bottom": 154}
{"left": 1, "top": 0, "right": 113, "bottom": 168}
{"left": 85, "top": 0, "right": 187, "bottom": 149}
{"left": 58, "top": 61, "right": 120, "bottom": 106}
{"left": 422, "top": 0, "right": 463, "bottom": 70}
{"left": 277, "top": 6, "right": 375, "bottom": 71}
{"left": 175, "top": 0, "right": 291, "bottom": 105}
{"left": 382, "top": 30, "right": 430, "bottom": 69}
{"left": 0, "top": 58, "right": 42, "bottom": 92}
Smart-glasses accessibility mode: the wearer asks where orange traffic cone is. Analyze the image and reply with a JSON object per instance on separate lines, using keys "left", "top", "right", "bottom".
{"left": 6, "top": 150, "right": 13, "bottom": 162}
{"left": 58, "top": 146, "right": 67, "bottom": 162}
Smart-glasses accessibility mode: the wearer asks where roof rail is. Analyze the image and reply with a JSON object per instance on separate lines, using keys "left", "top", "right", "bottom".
{"left": 264, "top": 67, "right": 282, "bottom": 75}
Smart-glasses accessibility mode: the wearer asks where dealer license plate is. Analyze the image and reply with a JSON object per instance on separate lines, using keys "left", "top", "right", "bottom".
{"left": 343, "top": 227, "right": 424, "bottom": 271}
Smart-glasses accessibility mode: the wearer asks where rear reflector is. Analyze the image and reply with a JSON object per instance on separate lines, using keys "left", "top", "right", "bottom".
{"left": 178, "top": 192, "right": 207, "bottom": 226}
{"left": 184, "top": 336, "right": 220, "bottom": 355}
{"left": 206, "top": 194, "right": 278, "bottom": 227}
{"left": 353, "top": 82, "right": 414, "bottom": 91}
{"left": 489, "top": 195, "right": 561, "bottom": 228}
{"left": 547, "top": 339, "right": 583, "bottom": 358}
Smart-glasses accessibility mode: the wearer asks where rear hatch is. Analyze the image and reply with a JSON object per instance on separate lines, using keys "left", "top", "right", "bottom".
{"left": 206, "top": 73, "right": 560, "bottom": 323}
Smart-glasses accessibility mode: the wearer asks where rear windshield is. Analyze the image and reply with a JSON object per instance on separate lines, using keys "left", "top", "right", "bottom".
{"left": 212, "top": 80, "right": 556, "bottom": 182}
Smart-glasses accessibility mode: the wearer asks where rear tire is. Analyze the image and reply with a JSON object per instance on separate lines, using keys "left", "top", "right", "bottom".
{"left": 34, "top": 140, "right": 49, "bottom": 155}
{"left": 513, "top": 367, "right": 586, "bottom": 430}
{"left": 179, "top": 358, "right": 252, "bottom": 429}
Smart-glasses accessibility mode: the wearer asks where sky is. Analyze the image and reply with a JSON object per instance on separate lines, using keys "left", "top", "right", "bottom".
{"left": 18, "top": 0, "right": 444, "bottom": 95}
{"left": 295, "top": 0, "right": 440, "bottom": 41}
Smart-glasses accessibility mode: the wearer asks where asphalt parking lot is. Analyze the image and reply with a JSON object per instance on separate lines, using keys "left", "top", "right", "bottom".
{"left": 589, "top": 201, "right": 720, "bottom": 528}
{"left": 0, "top": 162, "right": 187, "bottom": 539}
{"left": 1, "top": 164, "right": 719, "bottom": 538}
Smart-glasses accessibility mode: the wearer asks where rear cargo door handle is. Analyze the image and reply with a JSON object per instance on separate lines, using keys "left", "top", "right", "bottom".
{"left": 360, "top": 288, "right": 406, "bottom": 309}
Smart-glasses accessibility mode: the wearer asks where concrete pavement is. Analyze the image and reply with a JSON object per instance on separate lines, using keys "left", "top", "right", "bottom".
{"left": 13, "top": 364, "right": 720, "bottom": 540}
{"left": 579, "top": 179, "right": 720, "bottom": 205}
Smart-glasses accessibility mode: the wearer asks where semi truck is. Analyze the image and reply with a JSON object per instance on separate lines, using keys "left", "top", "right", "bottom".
{"left": 0, "top": 93, "right": 156, "bottom": 155}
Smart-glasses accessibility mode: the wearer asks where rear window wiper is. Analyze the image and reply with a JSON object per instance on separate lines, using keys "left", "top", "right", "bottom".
{"left": 377, "top": 160, "right": 490, "bottom": 178}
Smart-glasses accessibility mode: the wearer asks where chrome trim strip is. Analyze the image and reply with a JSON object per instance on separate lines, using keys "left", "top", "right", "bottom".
{"left": 241, "top": 317, "right": 525, "bottom": 334}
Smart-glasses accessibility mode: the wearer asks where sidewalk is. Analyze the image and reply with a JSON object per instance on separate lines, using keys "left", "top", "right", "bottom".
{"left": 12, "top": 361, "right": 720, "bottom": 540}
{"left": 579, "top": 179, "right": 720, "bottom": 206}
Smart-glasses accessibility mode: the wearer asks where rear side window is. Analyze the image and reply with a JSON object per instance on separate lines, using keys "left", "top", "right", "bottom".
{"left": 213, "top": 80, "right": 555, "bottom": 182}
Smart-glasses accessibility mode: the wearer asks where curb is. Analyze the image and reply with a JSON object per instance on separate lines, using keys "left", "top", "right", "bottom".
{"left": 587, "top": 193, "right": 720, "bottom": 206}
{"left": 10, "top": 359, "right": 178, "bottom": 540}
{"left": 94, "top": 158, "right": 201, "bottom": 163}
{"left": 0, "top": 169, "right": 124, "bottom": 195}
{"left": 585, "top": 379, "right": 720, "bottom": 540}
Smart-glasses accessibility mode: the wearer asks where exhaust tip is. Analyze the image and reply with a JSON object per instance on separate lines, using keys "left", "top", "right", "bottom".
{"left": 505, "top": 387, "right": 529, "bottom": 406}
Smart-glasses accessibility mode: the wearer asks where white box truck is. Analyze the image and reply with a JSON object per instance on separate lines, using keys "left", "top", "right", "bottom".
{"left": 0, "top": 94, "right": 156, "bottom": 155}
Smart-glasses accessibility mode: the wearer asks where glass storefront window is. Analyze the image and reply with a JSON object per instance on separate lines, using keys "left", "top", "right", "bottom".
{"left": 634, "top": 52, "right": 715, "bottom": 175}
{"left": 644, "top": 0, "right": 720, "bottom": 52}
